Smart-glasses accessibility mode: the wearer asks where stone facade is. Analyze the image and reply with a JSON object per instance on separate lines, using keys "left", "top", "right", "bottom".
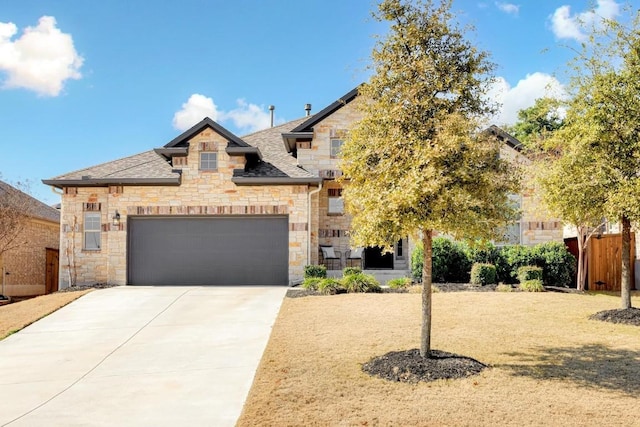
{"left": 58, "top": 128, "right": 310, "bottom": 287}
{"left": 1, "top": 218, "right": 59, "bottom": 297}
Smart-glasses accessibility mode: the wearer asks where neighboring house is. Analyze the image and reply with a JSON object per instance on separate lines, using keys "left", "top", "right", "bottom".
{"left": 43, "top": 87, "right": 562, "bottom": 287}
{"left": 0, "top": 180, "right": 60, "bottom": 297}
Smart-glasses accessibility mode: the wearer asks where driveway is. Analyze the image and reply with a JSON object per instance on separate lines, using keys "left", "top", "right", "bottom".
{"left": 0, "top": 286, "right": 287, "bottom": 426}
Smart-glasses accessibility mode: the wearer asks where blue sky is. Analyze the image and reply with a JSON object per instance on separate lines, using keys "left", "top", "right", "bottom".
{"left": 0, "top": 0, "right": 628, "bottom": 205}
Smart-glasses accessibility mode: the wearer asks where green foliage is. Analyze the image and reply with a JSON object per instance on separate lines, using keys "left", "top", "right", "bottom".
{"left": 411, "top": 238, "right": 472, "bottom": 282}
{"left": 508, "top": 97, "right": 564, "bottom": 150}
{"left": 301, "top": 277, "right": 322, "bottom": 291}
{"left": 387, "top": 277, "right": 412, "bottom": 289}
{"left": 304, "top": 265, "right": 327, "bottom": 279}
{"left": 342, "top": 273, "right": 381, "bottom": 293}
{"left": 532, "top": 242, "right": 576, "bottom": 287}
{"left": 317, "top": 278, "right": 345, "bottom": 295}
{"left": 343, "top": 267, "right": 362, "bottom": 276}
{"left": 519, "top": 279, "right": 545, "bottom": 292}
{"left": 467, "top": 241, "right": 510, "bottom": 283}
{"left": 495, "top": 284, "right": 514, "bottom": 292}
{"left": 517, "top": 266, "right": 543, "bottom": 283}
{"left": 470, "top": 263, "right": 497, "bottom": 285}
{"left": 501, "top": 245, "right": 537, "bottom": 283}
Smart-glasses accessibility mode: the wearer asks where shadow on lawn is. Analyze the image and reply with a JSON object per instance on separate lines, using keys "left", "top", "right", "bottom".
{"left": 498, "top": 344, "right": 640, "bottom": 396}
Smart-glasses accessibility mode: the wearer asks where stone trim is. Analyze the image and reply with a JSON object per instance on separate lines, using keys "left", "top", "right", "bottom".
{"left": 319, "top": 229, "right": 348, "bottom": 238}
{"left": 130, "top": 205, "right": 290, "bottom": 216}
{"left": 525, "top": 221, "right": 561, "bottom": 230}
{"left": 290, "top": 223, "right": 308, "bottom": 231}
{"left": 109, "top": 185, "right": 123, "bottom": 194}
{"left": 83, "top": 202, "right": 101, "bottom": 211}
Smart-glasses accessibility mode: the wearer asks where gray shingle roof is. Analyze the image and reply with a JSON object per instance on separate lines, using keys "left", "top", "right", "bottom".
{"left": 0, "top": 180, "right": 60, "bottom": 223}
{"left": 44, "top": 150, "right": 180, "bottom": 186}
{"left": 241, "top": 117, "right": 316, "bottom": 179}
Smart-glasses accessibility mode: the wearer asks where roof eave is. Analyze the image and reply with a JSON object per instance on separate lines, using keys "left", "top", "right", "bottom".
{"left": 281, "top": 132, "right": 314, "bottom": 153}
{"left": 154, "top": 147, "right": 188, "bottom": 157}
{"left": 231, "top": 177, "right": 322, "bottom": 186}
{"left": 42, "top": 177, "right": 182, "bottom": 188}
{"left": 226, "top": 146, "right": 263, "bottom": 159}
{"left": 290, "top": 86, "right": 360, "bottom": 133}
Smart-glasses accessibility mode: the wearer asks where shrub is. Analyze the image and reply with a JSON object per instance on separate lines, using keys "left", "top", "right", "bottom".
{"left": 304, "top": 264, "right": 327, "bottom": 279}
{"left": 411, "top": 238, "right": 472, "bottom": 283}
{"left": 342, "top": 273, "right": 381, "bottom": 293}
{"left": 519, "top": 279, "right": 545, "bottom": 292}
{"left": 317, "top": 278, "right": 345, "bottom": 295}
{"left": 496, "top": 284, "right": 513, "bottom": 292}
{"left": 470, "top": 263, "right": 497, "bottom": 285}
{"left": 343, "top": 267, "right": 362, "bottom": 276}
{"left": 467, "top": 242, "right": 510, "bottom": 283}
{"left": 301, "top": 277, "right": 322, "bottom": 290}
{"left": 500, "top": 245, "right": 537, "bottom": 283}
{"left": 517, "top": 266, "right": 543, "bottom": 283}
{"left": 387, "top": 277, "right": 412, "bottom": 289}
{"left": 532, "top": 242, "right": 576, "bottom": 287}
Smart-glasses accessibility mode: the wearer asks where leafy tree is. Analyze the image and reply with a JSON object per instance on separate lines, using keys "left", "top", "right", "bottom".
{"left": 508, "top": 97, "right": 565, "bottom": 150}
{"left": 543, "top": 9, "right": 640, "bottom": 307}
{"left": 339, "top": 0, "right": 520, "bottom": 358}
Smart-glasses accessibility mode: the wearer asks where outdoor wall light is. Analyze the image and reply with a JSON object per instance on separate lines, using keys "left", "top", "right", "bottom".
{"left": 112, "top": 211, "right": 121, "bottom": 227}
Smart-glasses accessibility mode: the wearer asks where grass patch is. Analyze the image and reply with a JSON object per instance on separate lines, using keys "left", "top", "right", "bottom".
{"left": 238, "top": 291, "right": 640, "bottom": 426}
{"left": 0, "top": 290, "right": 92, "bottom": 340}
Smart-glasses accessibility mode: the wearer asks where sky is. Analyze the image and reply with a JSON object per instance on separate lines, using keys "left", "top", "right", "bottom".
{"left": 0, "top": 0, "right": 631, "bottom": 205}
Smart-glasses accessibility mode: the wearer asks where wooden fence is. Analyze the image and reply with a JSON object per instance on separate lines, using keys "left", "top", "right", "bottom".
{"left": 566, "top": 233, "right": 635, "bottom": 291}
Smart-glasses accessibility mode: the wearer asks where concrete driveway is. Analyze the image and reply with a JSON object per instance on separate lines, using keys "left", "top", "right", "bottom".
{"left": 0, "top": 286, "right": 287, "bottom": 426}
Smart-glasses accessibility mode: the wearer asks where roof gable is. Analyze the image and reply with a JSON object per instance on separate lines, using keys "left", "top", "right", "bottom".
{"left": 290, "top": 87, "right": 359, "bottom": 133}
{"left": 487, "top": 125, "right": 523, "bottom": 152}
{"left": 164, "top": 117, "right": 250, "bottom": 148}
{"left": 0, "top": 180, "right": 60, "bottom": 223}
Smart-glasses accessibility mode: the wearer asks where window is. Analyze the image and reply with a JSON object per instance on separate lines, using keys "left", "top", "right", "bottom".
{"left": 330, "top": 139, "right": 344, "bottom": 158}
{"left": 497, "top": 194, "right": 522, "bottom": 245}
{"left": 328, "top": 188, "right": 344, "bottom": 215}
{"left": 200, "top": 152, "right": 217, "bottom": 170}
{"left": 84, "top": 212, "right": 101, "bottom": 250}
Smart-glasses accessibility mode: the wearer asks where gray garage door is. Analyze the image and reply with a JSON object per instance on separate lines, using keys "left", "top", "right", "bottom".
{"left": 127, "top": 216, "right": 288, "bottom": 286}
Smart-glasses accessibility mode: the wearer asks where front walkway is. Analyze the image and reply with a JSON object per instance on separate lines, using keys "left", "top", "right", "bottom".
{"left": 0, "top": 286, "right": 286, "bottom": 427}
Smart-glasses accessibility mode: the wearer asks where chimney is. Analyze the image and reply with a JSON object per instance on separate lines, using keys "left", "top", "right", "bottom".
{"left": 304, "top": 103, "right": 312, "bottom": 116}
{"left": 268, "top": 105, "right": 275, "bottom": 127}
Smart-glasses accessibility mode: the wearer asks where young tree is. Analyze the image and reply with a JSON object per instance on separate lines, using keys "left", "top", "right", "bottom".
{"left": 0, "top": 180, "right": 33, "bottom": 264}
{"left": 507, "top": 97, "right": 565, "bottom": 150}
{"left": 546, "top": 9, "right": 640, "bottom": 308}
{"left": 339, "top": 0, "right": 520, "bottom": 358}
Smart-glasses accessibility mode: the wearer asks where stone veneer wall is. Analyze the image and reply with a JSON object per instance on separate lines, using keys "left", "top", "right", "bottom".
{"left": 1, "top": 218, "right": 59, "bottom": 297}
{"left": 58, "top": 128, "right": 310, "bottom": 287}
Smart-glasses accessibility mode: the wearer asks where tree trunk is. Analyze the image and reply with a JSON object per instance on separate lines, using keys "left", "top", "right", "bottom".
{"left": 420, "top": 229, "right": 433, "bottom": 358}
{"left": 621, "top": 215, "right": 632, "bottom": 309}
{"left": 576, "top": 227, "right": 587, "bottom": 291}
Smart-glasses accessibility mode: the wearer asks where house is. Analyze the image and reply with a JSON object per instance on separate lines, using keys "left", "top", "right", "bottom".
{"left": 43, "top": 87, "right": 562, "bottom": 288}
{"left": 0, "top": 180, "right": 60, "bottom": 298}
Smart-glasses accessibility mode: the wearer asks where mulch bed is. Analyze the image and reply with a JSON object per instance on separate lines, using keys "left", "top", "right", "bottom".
{"left": 362, "top": 349, "right": 488, "bottom": 383}
{"left": 56, "top": 283, "right": 118, "bottom": 293}
{"left": 589, "top": 307, "right": 640, "bottom": 326}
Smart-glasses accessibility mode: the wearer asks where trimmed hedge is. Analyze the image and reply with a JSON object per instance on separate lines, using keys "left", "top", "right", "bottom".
{"left": 304, "top": 264, "right": 327, "bottom": 278}
{"left": 470, "top": 263, "right": 497, "bottom": 285}
{"left": 412, "top": 238, "right": 471, "bottom": 283}
{"left": 517, "top": 266, "right": 543, "bottom": 283}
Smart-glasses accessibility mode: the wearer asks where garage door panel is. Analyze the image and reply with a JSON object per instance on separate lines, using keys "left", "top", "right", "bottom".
{"left": 128, "top": 216, "right": 288, "bottom": 286}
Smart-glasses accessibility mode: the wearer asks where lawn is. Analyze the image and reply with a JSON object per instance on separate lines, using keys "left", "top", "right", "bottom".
{"left": 238, "top": 290, "right": 640, "bottom": 426}
{"left": 0, "top": 290, "right": 92, "bottom": 339}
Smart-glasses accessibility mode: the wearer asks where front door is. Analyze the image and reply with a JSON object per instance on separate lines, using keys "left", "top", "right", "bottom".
{"left": 364, "top": 246, "right": 394, "bottom": 269}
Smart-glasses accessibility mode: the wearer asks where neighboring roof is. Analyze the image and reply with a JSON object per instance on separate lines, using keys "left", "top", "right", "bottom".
{"left": 43, "top": 150, "right": 181, "bottom": 188}
{"left": 290, "top": 86, "right": 359, "bottom": 133}
{"left": 487, "top": 125, "right": 524, "bottom": 152}
{"left": 0, "top": 180, "right": 60, "bottom": 223}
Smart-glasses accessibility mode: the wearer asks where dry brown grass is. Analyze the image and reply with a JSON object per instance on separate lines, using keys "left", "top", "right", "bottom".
{"left": 0, "top": 290, "right": 92, "bottom": 339}
{"left": 239, "top": 291, "right": 640, "bottom": 427}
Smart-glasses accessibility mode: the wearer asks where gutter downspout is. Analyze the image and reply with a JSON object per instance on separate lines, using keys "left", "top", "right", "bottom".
{"left": 307, "top": 181, "right": 323, "bottom": 267}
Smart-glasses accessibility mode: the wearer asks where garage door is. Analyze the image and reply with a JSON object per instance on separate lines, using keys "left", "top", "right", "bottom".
{"left": 127, "top": 216, "right": 288, "bottom": 286}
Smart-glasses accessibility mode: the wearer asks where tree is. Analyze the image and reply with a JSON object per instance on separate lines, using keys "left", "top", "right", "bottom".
{"left": 339, "top": 0, "right": 520, "bottom": 358}
{"left": 507, "top": 97, "right": 565, "bottom": 150}
{"left": 545, "top": 9, "right": 640, "bottom": 307}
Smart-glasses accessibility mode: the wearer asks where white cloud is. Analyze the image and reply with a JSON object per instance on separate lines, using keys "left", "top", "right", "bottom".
{"left": 487, "top": 72, "right": 566, "bottom": 126}
{"left": 0, "top": 16, "right": 83, "bottom": 96}
{"left": 173, "top": 94, "right": 277, "bottom": 133}
{"left": 172, "top": 94, "right": 220, "bottom": 131}
{"left": 495, "top": 2, "right": 519, "bottom": 15}
{"left": 550, "top": 0, "right": 620, "bottom": 41}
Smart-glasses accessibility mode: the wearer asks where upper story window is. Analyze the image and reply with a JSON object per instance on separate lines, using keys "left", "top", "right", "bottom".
{"left": 200, "top": 152, "right": 218, "bottom": 171}
{"left": 497, "top": 194, "right": 522, "bottom": 245}
{"left": 328, "top": 188, "right": 344, "bottom": 215}
{"left": 84, "top": 212, "right": 101, "bottom": 250}
{"left": 330, "top": 139, "right": 344, "bottom": 159}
